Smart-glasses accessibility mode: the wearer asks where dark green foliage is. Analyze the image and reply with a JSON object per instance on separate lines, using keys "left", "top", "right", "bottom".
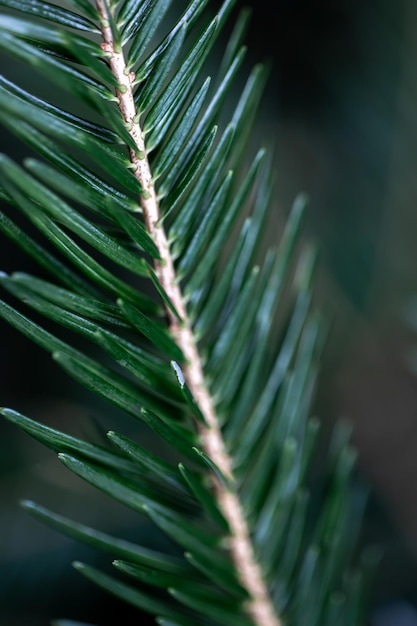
{"left": 0, "top": 0, "right": 369, "bottom": 625}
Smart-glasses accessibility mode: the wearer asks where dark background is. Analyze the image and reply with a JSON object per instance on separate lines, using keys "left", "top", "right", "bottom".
{"left": 3, "top": 0, "right": 417, "bottom": 624}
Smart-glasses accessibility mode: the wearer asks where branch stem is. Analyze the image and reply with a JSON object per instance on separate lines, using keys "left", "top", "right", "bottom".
{"left": 96, "top": 4, "right": 281, "bottom": 625}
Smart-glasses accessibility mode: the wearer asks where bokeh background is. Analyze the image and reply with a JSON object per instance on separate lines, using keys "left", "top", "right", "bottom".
{"left": 3, "top": 0, "right": 417, "bottom": 624}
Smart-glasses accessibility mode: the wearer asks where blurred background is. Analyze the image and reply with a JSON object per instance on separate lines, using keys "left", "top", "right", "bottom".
{"left": 3, "top": 0, "right": 417, "bottom": 624}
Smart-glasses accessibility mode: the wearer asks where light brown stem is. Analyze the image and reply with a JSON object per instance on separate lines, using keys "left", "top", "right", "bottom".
{"left": 96, "top": 3, "right": 281, "bottom": 625}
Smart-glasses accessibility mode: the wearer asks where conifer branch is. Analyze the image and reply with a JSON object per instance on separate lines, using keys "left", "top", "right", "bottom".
{"left": 96, "top": 1, "right": 281, "bottom": 624}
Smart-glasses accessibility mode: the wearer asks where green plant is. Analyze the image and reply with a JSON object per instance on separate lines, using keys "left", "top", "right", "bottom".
{"left": 0, "top": 0, "right": 370, "bottom": 624}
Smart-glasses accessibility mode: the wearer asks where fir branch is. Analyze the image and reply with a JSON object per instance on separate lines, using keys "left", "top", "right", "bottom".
{"left": 0, "top": 1, "right": 371, "bottom": 624}
{"left": 96, "top": 1, "right": 280, "bottom": 625}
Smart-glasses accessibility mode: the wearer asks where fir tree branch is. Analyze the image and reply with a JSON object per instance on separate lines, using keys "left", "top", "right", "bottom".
{"left": 96, "top": 1, "right": 281, "bottom": 624}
